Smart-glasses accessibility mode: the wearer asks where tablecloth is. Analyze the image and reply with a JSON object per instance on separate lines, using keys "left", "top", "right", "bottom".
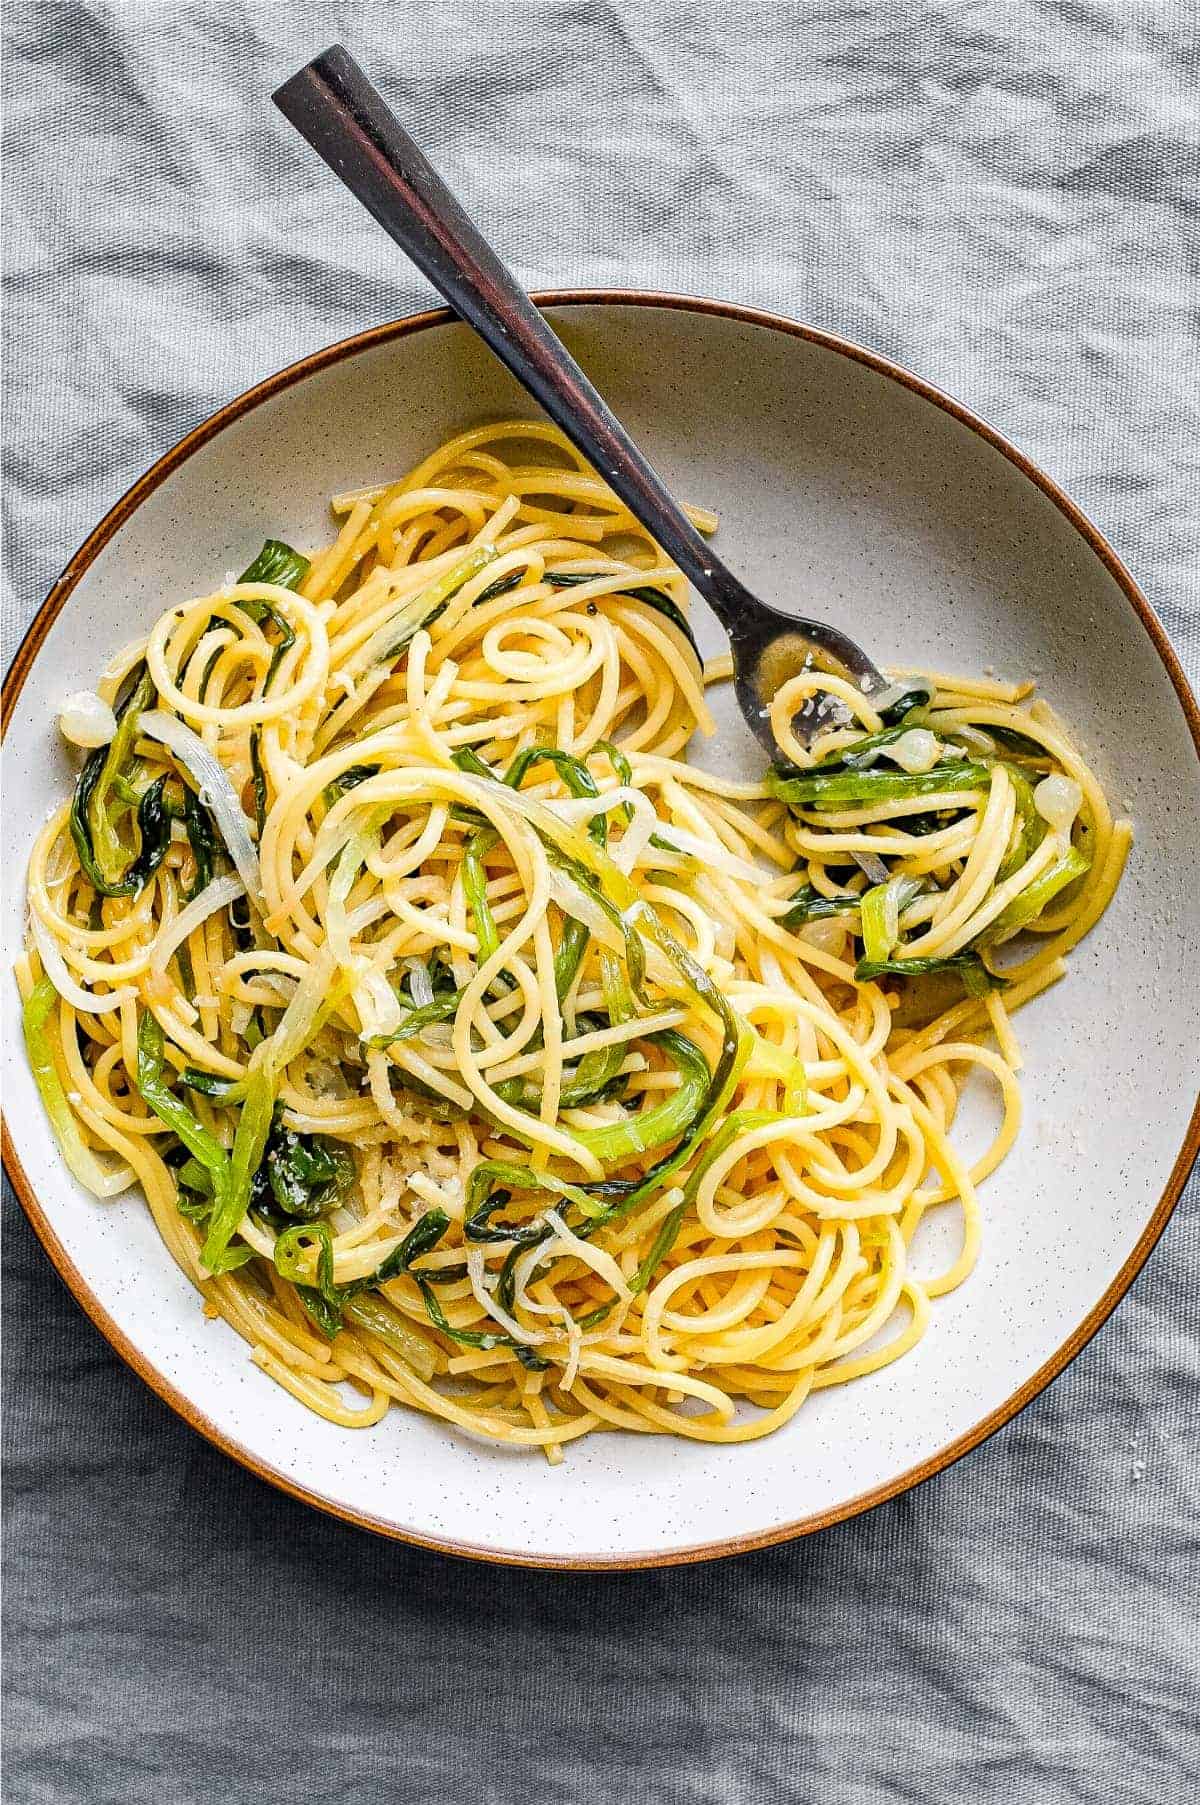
{"left": 3, "top": 4, "right": 1198, "bottom": 1801}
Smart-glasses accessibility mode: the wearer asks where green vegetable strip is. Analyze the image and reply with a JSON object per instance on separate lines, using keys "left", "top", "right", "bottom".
{"left": 182, "top": 789, "right": 216, "bottom": 901}
{"left": 465, "top": 1163, "right": 602, "bottom": 1239}
{"left": 568, "top": 1030, "right": 709, "bottom": 1162}
{"left": 274, "top": 1219, "right": 336, "bottom": 1290}
{"left": 878, "top": 679, "right": 935, "bottom": 722}
{"left": 767, "top": 760, "right": 991, "bottom": 809}
{"left": 415, "top": 1278, "right": 550, "bottom": 1369}
{"left": 553, "top": 920, "right": 593, "bottom": 1004}
{"left": 274, "top": 1220, "right": 340, "bottom": 1335}
{"left": 322, "top": 763, "right": 379, "bottom": 809}
{"left": 504, "top": 747, "right": 606, "bottom": 840}
{"left": 276, "top": 1210, "right": 458, "bottom": 1338}
{"left": 473, "top": 571, "right": 524, "bottom": 608}
{"left": 982, "top": 844, "right": 1090, "bottom": 944}
{"left": 248, "top": 731, "right": 269, "bottom": 836}
{"left": 591, "top": 739, "right": 637, "bottom": 830}
{"left": 455, "top": 752, "right": 753, "bottom": 1217}
{"left": 495, "top": 946, "right": 636, "bottom": 1111}
{"left": 494, "top": 1022, "right": 630, "bottom": 1114}
{"left": 592, "top": 739, "right": 633, "bottom": 789}
{"left": 367, "top": 987, "right": 463, "bottom": 1050}
{"left": 809, "top": 713, "right": 931, "bottom": 773}
{"left": 374, "top": 545, "right": 497, "bottom": 664}
{"left": 780, "top": 883, "right": 861, "bottom": 930}
{"left": 86, "top": 666, "right": 155, "bottom": 887}
{"left": 69, "top": 666, "right": 156, "bottom": 895}
{"left": 120, "top": 776, "right": 173, "bottom": 891}
{"left": 22, "top": 978, "right": 114, "bottom": 1192}
{"left": 462, "top": 828, "right": 501, "bottom": 964}
{"left": 175, "top": 1157, "right": 214, "bottom": 1194}
{"left": 341, "top": 1293, "right": 437, "bottom": 1379}
{"left": 625, "top": 1108, "right": 786, "bottom": 1296}
{"left": 968, "top": 722, "right": 1051, "bottom": 760}
{"left": 236, "top": 541, "right": 308, "bottom": 837}
{"left": 995, "top": 762, "right": 1046, "bottom": 883}
{"left": 859, "top": 880, "right": 894, "bottom": 964}
{"left": 181, "top": 1068, "right": 238, "bottom": 1100}
{"left": 576, "top": 1106, "right": 793, "bottom": 1333}
{"left": 238, "top": 600, "right": 296, "bottom": 683}
{"left": 544, "top": 847, "right": 650, "bottom": 1003}
{"left": 859, "top": 875, "right": 923, "bottom": 964}
{"left": 374, "top": 1208, "right": 454, "bottom": 1282}
{"left": 279, "top": 1203, "right": 546, "bottom": 1369}
{"left": 135, "top": 1015, "right": 241, "bottom": 1241}
{"left": 200, "top": 1064, "right": 274, "bottom": 1273}
{"left": 503, "top": 745, "right": 614, "bottom": 996}
{"left": 238, "top": 538, "right": 311, "bottom": 592}
{"left": 855, "top": 951, "right": 1003, "bottom": 996}
{"left": 259, "top": 1118, "right": 355, "bottom": 1222}
{"left": 577, "top": 940, "right": 749, "bottom": 1222}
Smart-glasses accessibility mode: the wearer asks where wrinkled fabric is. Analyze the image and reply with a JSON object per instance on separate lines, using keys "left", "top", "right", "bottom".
{"left": 3, "top": 3, "right": 1198, "bottom": 1802}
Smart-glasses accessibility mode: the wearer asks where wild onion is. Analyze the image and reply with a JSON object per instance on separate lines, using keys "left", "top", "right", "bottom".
{"left": 767, "top": 760, "right": 991, "bottom": 810}
{"left": 238, "top": 538, "right": 311, "bottom": 593}
{"left": 855, "top": 951, "right": 1003, "bottom": 996}
{"left": 135, "top": 1014, "right": 250, "bottom": 1257}
{"left": 567, "top": 1030, "right": 709, "bottom": 1163}
{"left": 253, "top": 1113, "right": 355, "bottom": 1222}
{"left": 182, "top": 789, "right": 216, "bottom": 901}
{"left": 781, "top": 883, "right": 862, "bottom": 930}
{"left": 22, "top": 978, "right": 124, "bottom": 1195}
{"left": 201, "top": 1063, "right": 274, "bottom": 1273}
{"left": 877, "top": 678, "right": 935, "bottom": 722}
{"left": 68, "top": 665, "right": 157, "bottom": 895}
{"left": 982, "top": 844, "right": 1090, "bottom": 945}
{"left": 237, "top": 540, "right": 308, "bottom": 833}
{"left": 461, "top": 827, "right": 501, "bottom": 965}
{"left": 859, "top": 875, "right": 924, "bottom": 964}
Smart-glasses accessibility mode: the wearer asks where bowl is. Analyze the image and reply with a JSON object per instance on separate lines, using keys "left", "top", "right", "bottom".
{"left": 4, "top": 292, "right": 1198, "bottom": 1567}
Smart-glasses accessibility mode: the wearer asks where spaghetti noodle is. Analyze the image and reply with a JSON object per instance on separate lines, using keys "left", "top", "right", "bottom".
{"left": 18, "top": 422, "right": 1130, "bottom": 1459}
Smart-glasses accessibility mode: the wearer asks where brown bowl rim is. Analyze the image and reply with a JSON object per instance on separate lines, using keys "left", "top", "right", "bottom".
{"left": 4, "top": 288, "right": 1198, "bottom": 1569}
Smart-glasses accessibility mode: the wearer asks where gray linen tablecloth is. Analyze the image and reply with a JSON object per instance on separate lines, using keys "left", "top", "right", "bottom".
{"left": 4, "top": 5, "right": 1198, "bottom": 1801}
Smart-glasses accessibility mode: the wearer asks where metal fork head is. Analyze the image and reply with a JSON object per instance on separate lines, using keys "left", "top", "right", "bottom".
{"left": 729, "top": 610, "right": 890, "bottom": 757}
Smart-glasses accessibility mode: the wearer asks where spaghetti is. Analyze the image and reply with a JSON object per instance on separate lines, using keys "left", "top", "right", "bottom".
{"left": 18, "top": 421, "right": 1130, "bottom": 1459}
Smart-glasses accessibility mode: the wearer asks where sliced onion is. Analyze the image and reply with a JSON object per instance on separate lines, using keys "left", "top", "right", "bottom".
{"left": 328, "top": 836, "right": 367, "bottom": 969}
{"left": 1034, "top": 774, "right": 1083, "bottom": 837}
{"left": 886, "top": 728, "right": 941, "bottom": 774}
{"left": 944, "top": 722, "right": 995, "bottom": 754}
{"left": 149, "top": 874, "right": 245, "bottom": 977}
{"left": 546, "top": 868, "right": 678, "bottom": 988}
{"left": 261, "top": 952, "right": 336, "bottom": 1074}
{"left": 647, "top": 824, "right": 763, "bottom": 882}
{"left": 407, "top": 960, "right": 435, "bottom": 1008}
{"left": 59, "top": 689, "right": 117, "bottom": 748}
{"left": 138, "top": 712, "right": 262, "bottom": 904}
{"left": 852, "top": 849, "right": 890, "bottom": 886}
{"left": 543, "top": 1209, "right": 632, "bottom": 1303}
{"left": 30, "top": 911, "right": 135, "bottom": 1014}
{"left": 465, "top": 1247, "right": 550, "bottom": 1345}
{"left": 354, "top": 967, "right": 403, "bottom": 1040}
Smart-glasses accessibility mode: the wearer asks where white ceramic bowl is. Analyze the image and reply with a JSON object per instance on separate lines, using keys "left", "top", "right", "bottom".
{"left": 4, "top": 294, "right": 1198, "bottom": 1567}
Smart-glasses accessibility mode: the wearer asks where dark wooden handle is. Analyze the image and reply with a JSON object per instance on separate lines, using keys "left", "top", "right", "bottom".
{"left": 273, "top": 45, "right": 754, "bottom": 635}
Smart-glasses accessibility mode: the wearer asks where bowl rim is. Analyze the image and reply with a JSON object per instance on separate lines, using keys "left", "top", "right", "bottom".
{"left": 4, "top": 287, "right": 1198, "bottom": 1570}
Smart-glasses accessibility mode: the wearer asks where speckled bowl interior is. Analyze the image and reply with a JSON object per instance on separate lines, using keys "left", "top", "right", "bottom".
{"left": 4, "top": 297, "right": 1198, "bottom": 1566}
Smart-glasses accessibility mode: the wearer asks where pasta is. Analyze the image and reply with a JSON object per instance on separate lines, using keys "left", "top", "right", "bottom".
{"left": 18, "top": 421, "right": 1130, "bottom": 1460}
